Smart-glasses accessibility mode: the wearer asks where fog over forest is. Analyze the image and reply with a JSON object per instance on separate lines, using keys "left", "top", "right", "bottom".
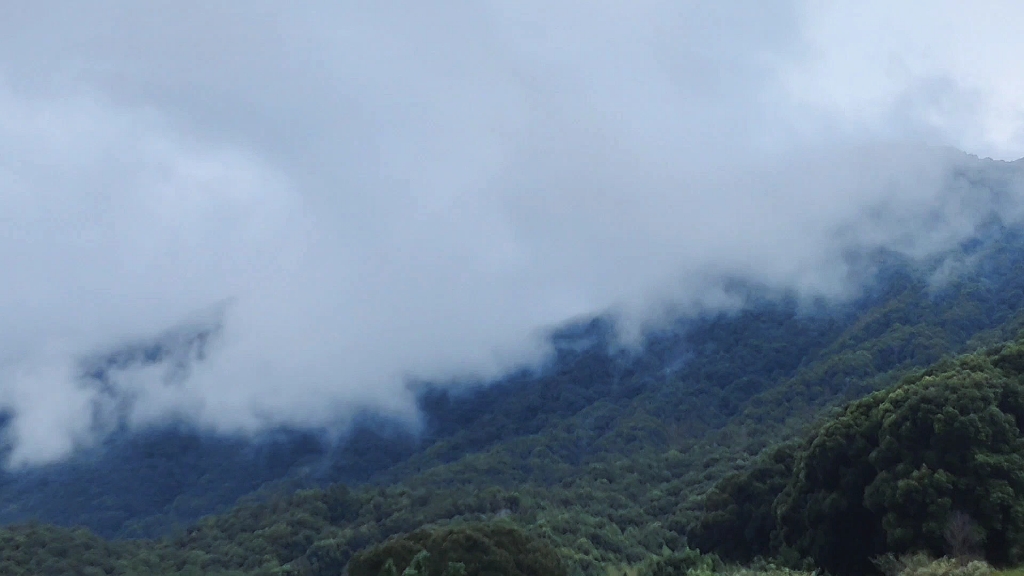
{"left": 1, "top": 1, "right": 1024, "bottom": 465}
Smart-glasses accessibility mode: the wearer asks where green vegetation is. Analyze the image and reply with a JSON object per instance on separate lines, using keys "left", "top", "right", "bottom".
{"left": 696, "top": 340, "right": 1024, "bottom": 574}
{"left": 5, "top": 235, "right": 1024, "bottom": 574}
{"left": 874, "top": 553, "right": 994, "bottom": 576}
{"left": 347, "top": 523, "right": 565, "bottom": 576}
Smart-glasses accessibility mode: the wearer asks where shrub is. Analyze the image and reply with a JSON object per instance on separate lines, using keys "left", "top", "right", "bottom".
{"left": 347, "top": 522, "right": 566, "bottom": 576}
{"left": 873, "top": 553, "right": 993, "bottom": 576}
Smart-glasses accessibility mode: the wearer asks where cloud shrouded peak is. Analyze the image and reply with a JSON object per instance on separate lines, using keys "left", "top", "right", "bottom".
{"left": 1, "top": 1, "right": 1024, "bottom": 465}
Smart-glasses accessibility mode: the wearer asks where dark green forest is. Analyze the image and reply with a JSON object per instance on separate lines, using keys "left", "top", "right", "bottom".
{"left": 7, "top": 222, "right": 1024, "bottom": 573}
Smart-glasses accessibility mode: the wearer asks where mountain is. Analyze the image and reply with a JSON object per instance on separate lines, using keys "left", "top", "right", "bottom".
{"left": 4, "top": 158, "right": 1024, "bottom": 574}
{"left": 692, "top": 338, "right": 1024, "bottom": 574}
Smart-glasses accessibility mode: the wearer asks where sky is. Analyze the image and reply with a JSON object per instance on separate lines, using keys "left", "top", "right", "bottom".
{"left": 1, "top": 1, "right": 1024, "bottom": 465}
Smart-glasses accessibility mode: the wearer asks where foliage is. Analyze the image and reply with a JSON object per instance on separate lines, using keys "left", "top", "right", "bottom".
{"left": 698, "top": 340, "right": 1024, "bottom": 575}
{"left": 5, "top": 224, "right": 1024, "bottom": 574}
{"left": 775, "top": 343, "right": 1024, "bottom": 572}
{"left": 873, "top": 553, "right": 994, "bottom": 576}
{"left": 688, "top": 443, "right": 797, "bottom": 562}
{"left": 347, "top": 523, "right": 566, "bottom": 576}
{"left": 945, "top": 512, "right": 985, "bottom": 560}
{"left": 637, "top": 548, "right": 719, "bottom": 576}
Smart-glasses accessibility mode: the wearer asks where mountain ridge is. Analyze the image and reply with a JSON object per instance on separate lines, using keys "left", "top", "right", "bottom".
{"left": 5, "top": 157, "right": 1024, "bottom": 574}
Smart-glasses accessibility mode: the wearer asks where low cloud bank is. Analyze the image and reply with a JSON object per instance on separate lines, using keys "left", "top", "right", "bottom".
{"left": 1, "top": 1, "right": 1023, "bottom": 465}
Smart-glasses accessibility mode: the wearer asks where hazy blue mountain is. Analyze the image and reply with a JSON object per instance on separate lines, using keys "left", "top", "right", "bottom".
{"left": 4, "top": 219, "right": 1024, "bottom": 543}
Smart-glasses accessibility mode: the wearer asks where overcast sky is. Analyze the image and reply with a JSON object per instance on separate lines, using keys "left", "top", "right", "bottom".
{"left": 1, "top": 1, "right": 1024, "bottom": 465}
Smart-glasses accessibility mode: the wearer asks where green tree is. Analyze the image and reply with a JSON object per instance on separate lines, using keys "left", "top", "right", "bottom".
{"left": 348, "top": 523, "right": 566, "bottom": 576}
{"left": 774, "top": 343, "right": 1024, "bottom": 573}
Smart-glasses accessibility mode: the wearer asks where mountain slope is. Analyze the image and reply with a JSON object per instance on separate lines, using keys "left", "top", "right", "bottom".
{"left": 9, "top": 333, "right": 1024, "bottom": 575}
{"left": 5, "top": 227, "right": 1024, "bottom": 539}
{"left": 2, "top": 157, "right": 1024, "bottom": 573}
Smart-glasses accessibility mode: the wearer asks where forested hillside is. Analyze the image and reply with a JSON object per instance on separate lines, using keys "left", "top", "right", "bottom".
{"left": 8, "top": 0, "right": 1024, "bottom": 572}
{"left": 693, "top": 339, "right": 1024, "bottom": 574}
{"left": 3, "top": 216, "right": 1024, "bottom": 575}
{"left": 6, "top": 223, "right": 1024, "bottom": 539}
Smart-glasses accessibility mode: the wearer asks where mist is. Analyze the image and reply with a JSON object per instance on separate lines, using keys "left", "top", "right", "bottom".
{"left": 2, "top": 1, "right": 1024, "bottom": 465}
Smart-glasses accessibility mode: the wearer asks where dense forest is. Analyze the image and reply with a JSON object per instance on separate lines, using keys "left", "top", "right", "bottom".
{"left": 6, "top": 193, "right": 1024, "bottom": 571}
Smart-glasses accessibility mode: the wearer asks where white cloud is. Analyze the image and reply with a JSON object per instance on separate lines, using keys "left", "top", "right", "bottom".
{"left": 787, "top": 1, "right": 1024, "bottom": 157}
{"left": 0, "top": 1, "right": 1023, "bottom": 464}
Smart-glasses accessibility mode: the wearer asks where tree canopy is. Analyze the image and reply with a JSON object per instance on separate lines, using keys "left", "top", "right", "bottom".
{"left": 697, "top": 340, "right": 1024, "bottom": 574}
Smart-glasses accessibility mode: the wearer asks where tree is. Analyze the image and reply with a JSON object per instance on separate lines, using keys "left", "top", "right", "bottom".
{"left": 774, "top": 344, "right": 1024, "bottom": 573}
{"left": 945, "top": 511, "right": 984, "bottom": 562}
{"left": 348, "top": 523, "right": 566, "bottom": 576}
{"left": 689, "top": 443, "right": 797, "bottom": 562}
